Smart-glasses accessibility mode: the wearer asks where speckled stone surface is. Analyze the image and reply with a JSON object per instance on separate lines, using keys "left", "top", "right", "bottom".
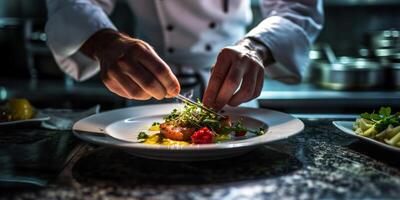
{"left": 0, "top": 128, "right": 81, "bottom": 188}
{"left": 1, "top": 119, "right": 400, "bottom": 200}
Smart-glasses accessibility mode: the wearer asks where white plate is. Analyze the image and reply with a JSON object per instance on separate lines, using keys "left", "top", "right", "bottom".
{"left": 0, "top": 116, "right": 50, "bottom": 127}
{"left": 333, "top": 121, "right": 400, "bottom": 153}
{"left": 73, "top": 103, "right": 304, "bottom": 161}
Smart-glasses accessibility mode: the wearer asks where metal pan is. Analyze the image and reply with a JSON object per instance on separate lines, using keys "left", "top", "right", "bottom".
{"left": 310, "top": 57, "right": 385, "bottom": 90}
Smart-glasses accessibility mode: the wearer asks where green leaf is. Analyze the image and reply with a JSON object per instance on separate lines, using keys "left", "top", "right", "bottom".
{"left": 379, "top": 107, "right": 391, "bottom": 117}
{"left": 369, "top": 113, "right": 381, "bottom": 121}
{"left": 358, "top": 107, "right": 398, "bottom": 133}
{"left": 254, "top": 127, "right": 266, "bottom": 136}
{"left": 138, "top": 131, "right": 149, "bottom": 140}
{"left": 360, "top": 112, "right": 371, "bottom": 119}
{"left": 218, "top": 121, "right": 247, "bottom": 134}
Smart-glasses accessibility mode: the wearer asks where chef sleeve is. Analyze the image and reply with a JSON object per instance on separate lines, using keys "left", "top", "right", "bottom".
{"left": 45, "top": 0, "right": 117, "bottom": 81}
{"left": 245, "top": 0, "right": 324, "bottom": 84}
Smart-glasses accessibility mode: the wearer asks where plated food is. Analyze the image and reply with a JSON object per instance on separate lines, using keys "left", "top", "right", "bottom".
{"left": 353, "top": 107, "right": 400, "bottom": 148}
{"left": 73, "top": 103, "right": 304, "bottom": 160}
{"left": 0, "top": 98, "right": 35, "bottom": 122}
{"left": 137, "top": 101, "right": 266, "bottom": 145}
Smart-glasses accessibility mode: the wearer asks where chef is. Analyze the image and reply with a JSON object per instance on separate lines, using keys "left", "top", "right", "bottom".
{"left": 45, "top": 0, "right": 323, "bottom": 110}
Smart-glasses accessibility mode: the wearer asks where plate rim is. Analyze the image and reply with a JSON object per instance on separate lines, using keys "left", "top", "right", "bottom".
{"left": 333, "top": 121, "right": 400, "bottom": 152}
{"left": 0, "top": 116, "right": 50, "bottom": 126}
{"left": 73, "top": 103, "right": 305, "bottom": 151}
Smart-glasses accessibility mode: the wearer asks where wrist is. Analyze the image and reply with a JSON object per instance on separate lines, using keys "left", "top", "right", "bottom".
{"left": 80, "top": 29, "right": 127, "bottom": 61}
{"left": 236, "top": 38, "right": 275, "bottom": 66}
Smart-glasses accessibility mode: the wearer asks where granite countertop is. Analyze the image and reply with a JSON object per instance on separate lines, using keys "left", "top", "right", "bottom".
{"left": 1, "top": 118, "right": 400, "bottom": 199}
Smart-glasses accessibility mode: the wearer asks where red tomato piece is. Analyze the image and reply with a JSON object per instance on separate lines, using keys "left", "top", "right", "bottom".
{"left": 191, "top": 127, "right": 214, "bottom": 144}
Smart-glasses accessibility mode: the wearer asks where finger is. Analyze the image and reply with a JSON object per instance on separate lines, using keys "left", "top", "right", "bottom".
{"left": 101, "top": 69, "right": 130, "bottom": 98}
{"left": 102, "top": 75, "right": 130, "bottom": 98}
{"left": 203, "top": 49, "right": 232, "bottom": 108}
{"left": 117, "top": 75, "right": 152, "bottom": 100}
{"left": 252, "top": 67, "right": 265, "bottom": 98}
{"left": 107, "top": 69, "right": 151, "bottom": 100}
{"left": 213, "top": 61, "right": 245, "bottom": 110}
{"left": 138, "top": 50, "right": 180, "bottom": 97}
{"left": 228, "top": 66, "right": 258, "bottom": 107}
{"left": 119, "top": 60, "right": 167, "bottom": 100}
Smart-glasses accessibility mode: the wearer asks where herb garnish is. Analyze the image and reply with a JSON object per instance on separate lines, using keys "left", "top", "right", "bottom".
{"left": 360, "top": 107, "right": 400, "bottom": 132}
{"left": 220, "top": 120, "right": 266, "bottom": 135}
{"left": 163, "top": 101, "right": 221, "bottom": 130}
{"left": 138, "top": 131, "right": 149, "bottom": 140}
{"left": 161, "top": 101, "right": 267, "bottom": 138}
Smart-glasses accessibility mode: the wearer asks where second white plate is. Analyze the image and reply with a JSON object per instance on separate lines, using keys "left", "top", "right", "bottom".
{"left": 333, "top": 121, "right": 400, "bottom": 153}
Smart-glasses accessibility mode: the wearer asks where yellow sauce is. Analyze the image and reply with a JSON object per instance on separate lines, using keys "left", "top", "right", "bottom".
{"left": 143, "top": 134, "right": 190, "bottom": 146}
{"left": 148, "top": 124, "right": 160, "bottom": 131}
{"left": 215, "top": 134, "right": 231, "bottom": 142}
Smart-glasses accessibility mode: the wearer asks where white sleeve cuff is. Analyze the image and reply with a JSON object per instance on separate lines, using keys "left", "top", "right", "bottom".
{"left": 245, "top": 16, "right": 311, "bottom": 84}
{"left": 45, "top": 3, "right": 116, "bottom": 81}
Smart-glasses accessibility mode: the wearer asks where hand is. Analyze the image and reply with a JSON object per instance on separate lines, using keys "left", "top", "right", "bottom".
{"left": 81, "top": 29, "right": 180, "bottom": 100}
{"left": 203, "top": 38, "right": 271, "bottom": 110}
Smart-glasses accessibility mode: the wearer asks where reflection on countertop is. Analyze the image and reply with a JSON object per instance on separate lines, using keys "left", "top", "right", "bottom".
{"left": 1, "top": 118, "right": 400, "bottom": 199}
{"left": 0, "top": 128, "right": 82, "bottom": 189}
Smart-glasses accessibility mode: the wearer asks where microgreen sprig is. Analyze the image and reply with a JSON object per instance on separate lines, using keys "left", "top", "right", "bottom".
{"left": 360, "top": 107, "right": 400, "bottom": 132}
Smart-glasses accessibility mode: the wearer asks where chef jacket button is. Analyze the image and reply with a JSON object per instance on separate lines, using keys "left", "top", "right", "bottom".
{"left": 209, "top": 22, "right": 216, "bottom": 29}
{"left": 166, "top": 24, "right": 174, "bottom": 31}
{"left": 205, "top": 44, "right": 212, "bottom": 51}
{"left": 168, "top": 47, "right": 174, "bottom": 53}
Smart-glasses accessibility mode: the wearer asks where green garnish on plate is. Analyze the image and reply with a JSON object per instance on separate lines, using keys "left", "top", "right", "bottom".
{"left": 354, "top": 106, "right": 400, "bottom": 147}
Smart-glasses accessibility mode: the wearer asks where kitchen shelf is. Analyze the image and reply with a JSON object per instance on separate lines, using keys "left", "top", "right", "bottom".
{"left": 258, "top": 80, "right": 400, "bottom": 114}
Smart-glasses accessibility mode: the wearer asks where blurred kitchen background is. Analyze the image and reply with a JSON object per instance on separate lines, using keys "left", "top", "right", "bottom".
{"left": 0, "top": 0, "right": 399, "bottom": 114}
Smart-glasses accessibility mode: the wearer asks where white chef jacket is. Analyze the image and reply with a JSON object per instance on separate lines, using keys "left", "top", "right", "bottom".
{"left": 45, "top": 0, "right": 323, "bottom": 83}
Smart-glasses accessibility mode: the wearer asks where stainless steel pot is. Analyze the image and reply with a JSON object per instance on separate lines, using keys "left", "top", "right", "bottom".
{"left": 310, "top": 57, "right": 385, "bottom": 90}
{"left": 366, "top": 30, "right": 400, "bottom": 63}
{"left": 367, "top": 30, "right": 400, "bottom": 49}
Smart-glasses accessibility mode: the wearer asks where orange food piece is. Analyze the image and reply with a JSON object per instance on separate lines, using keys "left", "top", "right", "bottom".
{"left": 160, "top": 123, "right": 196, "bottom": 141}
